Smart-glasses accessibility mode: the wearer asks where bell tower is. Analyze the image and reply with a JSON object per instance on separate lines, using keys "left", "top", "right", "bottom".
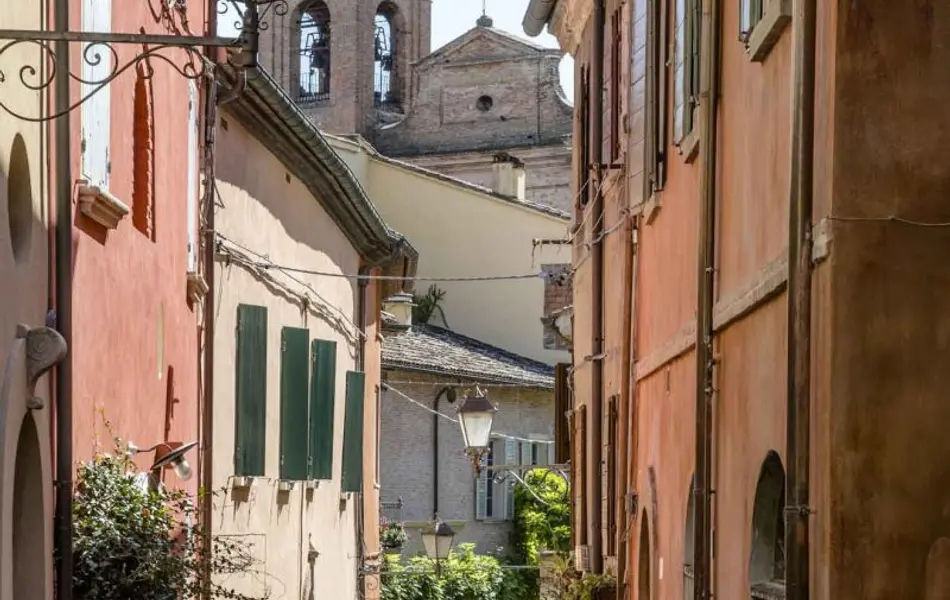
{"left": 257, "top": 0, "right": 432, "bottom": 138}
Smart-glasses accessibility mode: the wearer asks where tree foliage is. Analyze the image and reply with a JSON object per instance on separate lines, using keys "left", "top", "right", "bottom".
{"left": 71, "top": 451, "right": 266, "bottom": 600}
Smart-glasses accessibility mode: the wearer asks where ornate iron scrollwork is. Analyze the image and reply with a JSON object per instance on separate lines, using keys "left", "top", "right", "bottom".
{"left": 0, "top": 0, "right": 289, "bottom": 122}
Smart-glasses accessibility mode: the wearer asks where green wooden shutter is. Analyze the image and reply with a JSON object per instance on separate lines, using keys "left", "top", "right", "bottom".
{"left": 235, "top": 304, "right": 267, "bottom": 477}
{"left": 308, "top": 339, "right": 337, "bottom": 480}
{"left": 280, "top": 327, "right": 310, "bottom": 480}
{"left": 341, "top": 370, "right": 366, "bottom": 493}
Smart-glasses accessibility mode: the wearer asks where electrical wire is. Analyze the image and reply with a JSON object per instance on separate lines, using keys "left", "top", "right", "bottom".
{"left": 215, "top": 233, "right": 551, "bottom": 283}
{"left": 827, "top": 215, "right": 950, "bottom": 227}
{"left": 382, "top": 383, "right": 554, "bottom": 445}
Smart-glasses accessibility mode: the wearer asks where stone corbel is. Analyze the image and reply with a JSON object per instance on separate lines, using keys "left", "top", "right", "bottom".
{"left": 186, "top": 271, "right": 209, "bottom": 304}
{"left": 15, "top": 324, "right": 68, "bottom": 411}
{"left": 77, "top": 180, "right": 130, "bottom": 230}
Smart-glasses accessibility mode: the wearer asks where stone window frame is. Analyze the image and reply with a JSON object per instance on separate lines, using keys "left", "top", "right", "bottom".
{"left": 739, "top": 0, "right": 792, "bottom": 63}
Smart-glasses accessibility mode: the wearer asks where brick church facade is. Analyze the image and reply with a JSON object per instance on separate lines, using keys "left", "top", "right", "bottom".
{"left": 256, "top": 2, "right": 574, "bottom": 212}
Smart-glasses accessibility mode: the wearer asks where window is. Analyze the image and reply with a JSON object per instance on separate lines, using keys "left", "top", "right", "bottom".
{"left": 739, "top": 0, "right": 764, "bottom": 41}
{"left": 341, "top": 370, "right": 367, "bottom": 493}
{"left": 609, "top": 8, "right": 623, "bottom": 162}
{"left": 605, "top": 396, "right": 619, "bottom": 556}
{"left": 81, "top": 0, "right": 112, "bottom": 188}
{"left": 374, "top": 3, "right": 400, "bottom": 107}
{"left": 476, "top": 437, "right": 552, "bottom": 520}
{"left": 131, "top": 65, "right": 155, "bottom": 240}
{"left": 644, "top": 0, "right": 669, "bottom": 195}
{"left": 683, "top": 477, "right": 696, "bottom": 599}
{"left": 749, "top": 451, "right": 786, "bottom": 600}
{"left": 296, "top": 0, "right": 331, "bottom": 103}
{"left": 234, "top": 304, "right": 268, "bottom": 477}
{"left": 672, "top": 0, "right": 700, "bottom": 146}
{"left": 577, "top": 65, "right": 591, "bottom": 210}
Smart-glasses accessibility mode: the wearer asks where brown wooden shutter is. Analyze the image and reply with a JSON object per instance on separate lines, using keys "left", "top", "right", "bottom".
{"left": 555, "top": 363, "right": 571, "bottom": 464}
{"left": 604, "top": 395, "right": 619, "bottom": 556}
{"left": 577, "top": 404, "right": 589, "bottom": 546}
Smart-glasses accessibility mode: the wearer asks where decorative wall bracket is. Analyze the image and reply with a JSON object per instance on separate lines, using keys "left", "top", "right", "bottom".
{"left": 16, "top": 324, "right": 68, "bottom": 411}
{"left": 0, "top": 0, "right": 287, "bottom": 122}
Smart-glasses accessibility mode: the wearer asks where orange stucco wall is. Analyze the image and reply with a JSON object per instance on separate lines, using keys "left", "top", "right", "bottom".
{"left": 69, "top": 1, "right": 203, "bottom": 484}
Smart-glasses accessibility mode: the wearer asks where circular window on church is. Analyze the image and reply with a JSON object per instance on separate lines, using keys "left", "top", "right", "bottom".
{"left": 476, "top": 95, "right": 493, "bottom": 112}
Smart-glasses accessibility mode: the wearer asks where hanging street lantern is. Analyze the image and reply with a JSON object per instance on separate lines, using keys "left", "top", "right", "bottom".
{"left": 456, "top": 387, "right": 497, "bottom": 452}
{"left": 421, "top": 518, "right": 455, "bottom": 575}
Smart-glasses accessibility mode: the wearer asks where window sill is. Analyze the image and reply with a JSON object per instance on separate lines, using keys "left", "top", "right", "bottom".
{"left": 678, "top": 127, "right": 700, "bottom": 164}
{"left": 186, "top": 271, "right": 209, "bottom": 305}
{"left": 77, "top": 181, "right": 129, "bottom": 230}
{"left": 231, "top": 475, "right": 255, "bottom": 489}
{"left": 643, "top": 191, "right": 663, "bottom": 224}
{"left": 747, "top": 0, "right": 792, "bottom": 62}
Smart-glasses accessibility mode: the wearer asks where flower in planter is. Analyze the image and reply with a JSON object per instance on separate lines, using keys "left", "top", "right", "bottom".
{"left": 380, "top": 517, "right": 409, "bottom": 550}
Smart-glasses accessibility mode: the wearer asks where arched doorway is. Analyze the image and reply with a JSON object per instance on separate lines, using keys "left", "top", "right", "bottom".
{"left": 13, "top": 414, "right": 44, "bottom": 599}
{"left": 638, "top": 511, "right": 652, "bottom": 600}
{"left": 749, "top": 451, "right": 786, "bottom": 599}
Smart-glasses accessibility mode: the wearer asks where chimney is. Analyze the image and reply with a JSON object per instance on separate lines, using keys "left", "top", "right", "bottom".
{"left": 491, "top": 152, "right": 526, "bottom": 201}
{"left": 382, "top": 292, "right": 414, "bottom": 329}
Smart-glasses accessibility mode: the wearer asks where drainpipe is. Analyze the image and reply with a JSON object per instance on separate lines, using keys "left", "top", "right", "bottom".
{"left": 694, "top": 0, "right": 722, "bottom": 598}
{"left": 355, "top": 267, "right": 369, "bottom": 595}
{"left": 588, "top": 0, "right": 605, "bottom": 575}
{"left": 785, "top": 0, "right": 817, "bottom": 597}
{"left": 53, "top": 0, "right": 74, "bottom": 594}
{"left": 617, "top": 219, "right": 637, "bottom": 592}
{"left": 431, "top": 386, "right": 457, "bottom": 518}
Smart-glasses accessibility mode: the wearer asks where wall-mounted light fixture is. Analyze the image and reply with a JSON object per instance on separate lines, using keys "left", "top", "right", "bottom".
{"left": 457, "top": 387, "right": 496, "bottom": 452}
{"left": 127, "top": 440, "right": 198, "bottom": 481}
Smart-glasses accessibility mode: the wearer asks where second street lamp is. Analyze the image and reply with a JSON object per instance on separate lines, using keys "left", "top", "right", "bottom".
{"left": 421, "top": 518, "right": 456, "bottom": 576}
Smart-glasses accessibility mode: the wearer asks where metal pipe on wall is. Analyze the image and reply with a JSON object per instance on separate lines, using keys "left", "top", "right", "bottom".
{"left": 694, "top": 0, "right": 722, "bottom": 597}
{"left": 617, "top": 219, "right": 637, "bottom": 594}
{"left": 53, "top": 0, "right": 74, "bottom": 594}
{"left": 588, "top": 0, "right": 605, "bottom": 574}
{"left": 785, "top": 0, "right": 817, "bottom": 596}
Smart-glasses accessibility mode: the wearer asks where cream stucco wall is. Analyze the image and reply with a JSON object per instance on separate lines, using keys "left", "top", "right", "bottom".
{"left": 0, "top": 4, "right": 53, "bottom": 600}
{"left": 212, "top": 114, "right": 369, "bottom": 599}
{"left": 328, "top": 137, "right": 571, "bottom": 365}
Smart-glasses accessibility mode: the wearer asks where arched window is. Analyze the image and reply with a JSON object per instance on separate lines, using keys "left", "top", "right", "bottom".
{"left": 749, "top": 451, "right": 786, "bottom": 600}
{"left": 297, "top": 0, "right": 331, "bottom": 103}
{"left": 638, "top": 511, "right": 653, "bottom": 600}
{"left": 684, "top": 477, "right": 696, "bottom": 599}
{"left": 374, "top": 2, "right": 398, "bottom": 106}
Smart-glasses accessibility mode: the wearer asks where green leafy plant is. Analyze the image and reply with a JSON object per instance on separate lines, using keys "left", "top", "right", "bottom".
{"left": 380, "top": 517, "right": 410, "bottom": 550}
{"left": 412, "top": 285, "right": 449, "bottom": 327}
{"left": 507, "top": 468, "right": 572, "bottom": 599}
{"left": 380, "top": 543, "right": 507, "bottom": 600}
{"left": 560, "top": 571, "right": 617, "bottom": 600}
{"left": 70, "top": 448, "right": 266, "bottom": 600}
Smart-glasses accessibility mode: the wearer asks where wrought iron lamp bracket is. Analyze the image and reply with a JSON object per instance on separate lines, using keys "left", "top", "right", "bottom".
{"left": 0, "top": 0, "right": 286, "bottom": 122}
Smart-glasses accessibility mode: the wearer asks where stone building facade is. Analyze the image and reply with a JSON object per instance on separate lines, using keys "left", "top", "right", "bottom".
{"left": 375, "top": 17, "right": 575, "bottom": 212}
{"left": 258, "top": 2, "right": 574, "bottom": 213}
{"left": 378, "top": 305, "right": 556, "bottom": 557}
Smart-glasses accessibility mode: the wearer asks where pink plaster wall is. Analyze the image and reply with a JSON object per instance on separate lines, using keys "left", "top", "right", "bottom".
{"left": 68, "top": 0, "right": 204, "bottom": 487}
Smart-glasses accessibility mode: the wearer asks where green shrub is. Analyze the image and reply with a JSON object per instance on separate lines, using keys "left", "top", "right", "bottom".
{"left": 70, "top": 451, "right": 264, "bottom": 600}
{"left": 380, "top": 543, "right": 507, "bottom": 600}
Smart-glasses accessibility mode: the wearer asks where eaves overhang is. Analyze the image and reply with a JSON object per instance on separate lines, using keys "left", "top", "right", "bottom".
{"left": 216, "top": 66, "right": 419, "bottom": 286}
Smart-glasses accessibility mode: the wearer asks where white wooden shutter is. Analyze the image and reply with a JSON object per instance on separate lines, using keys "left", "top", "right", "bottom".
{"left": 186, "top": 81, "right": 199, "bottom": 272}
{"left": 520, "top": 440, "right": 532, "bottom": 466}
{"left": 504, "top": 439, "right": 519, "bottom": 519}
{"left": 81, "top": 0, "right": 112, "bottom": 188}
{"left": 739, "top": 0, "right": 753, "bottom": 38}
{"left": 475, "top": 451, "right": 488, "bottom": 520}
{"left": 672, "top": 0, "right": 686, "bottom": 143}
{"left": 537, "top": 443, "right": 550, "bottom": 466}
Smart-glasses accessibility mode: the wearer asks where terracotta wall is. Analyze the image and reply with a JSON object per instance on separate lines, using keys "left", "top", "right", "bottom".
{"left": 69, "top": 0, "right": 202, "bottom": 484}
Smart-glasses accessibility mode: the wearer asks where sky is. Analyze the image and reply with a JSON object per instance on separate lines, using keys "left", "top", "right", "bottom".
{"left": 431, "top": 0, "right": 574, "bottom": 102}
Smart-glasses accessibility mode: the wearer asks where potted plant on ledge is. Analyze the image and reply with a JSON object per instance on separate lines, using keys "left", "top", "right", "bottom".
{"left": 380, "top": 517, "right": 409, "bottom": 554}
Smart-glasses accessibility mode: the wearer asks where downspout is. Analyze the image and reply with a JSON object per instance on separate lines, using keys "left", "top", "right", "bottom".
{"left": 785, "top": 0, "right": 817, "bottom": 597}
{"left": 694, "top": 0, "right": 722, "bottom": 597}
{"left": 200, "top": 5, "right": 220, "bottom": 597}
{"left": 588, "top": 0, "right": 605, "bottom": 575}
{"left": 356, "top": 266, "right": 369, "bottom": 596}
{"left": 53, "top": 0, "right": 74, "bottom": 595}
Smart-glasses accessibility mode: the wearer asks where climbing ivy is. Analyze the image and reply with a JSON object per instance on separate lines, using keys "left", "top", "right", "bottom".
{"left": 509, "top": 468, "right": 572, "bottom": 599}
